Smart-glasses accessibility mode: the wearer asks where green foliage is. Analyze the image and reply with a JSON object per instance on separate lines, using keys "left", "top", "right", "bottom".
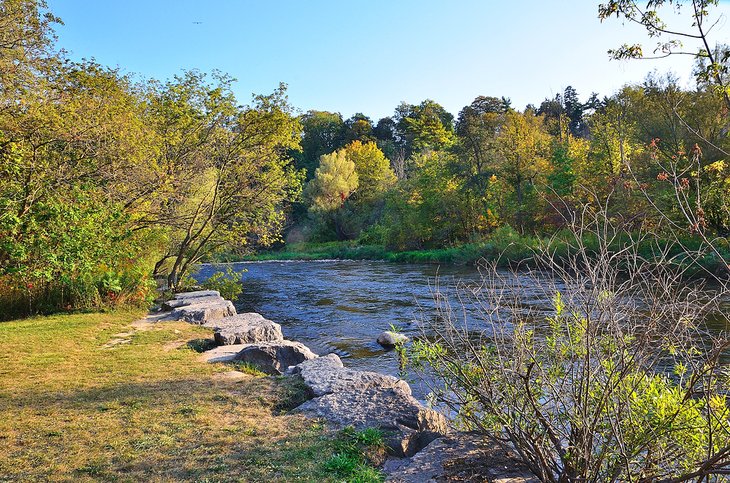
{"left": 410, "top": 281, "right": 730, "bottom": 481}
{"left": 201, "top": 266, "right": 246, "bottom": 301}
{"left": 306, "top": 149, "right": 359, "bottom": 212}
{"left": 343, "top": 141, "right": 397, "bottom": 202}
{"left": 322, "top": 427, "right": 385, "bottom": 482}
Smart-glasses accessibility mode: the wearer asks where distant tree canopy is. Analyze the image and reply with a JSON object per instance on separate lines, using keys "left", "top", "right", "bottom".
{"left": 2, "top": 0, "right": 729, "bottom": 317}
{"left": 290, "top": 72, "right": 729, "bottom": 249}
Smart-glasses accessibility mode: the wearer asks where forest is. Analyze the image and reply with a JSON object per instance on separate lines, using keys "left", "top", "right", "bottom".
{"left": 1, "top": 0, "right": 729, "bottom": 319}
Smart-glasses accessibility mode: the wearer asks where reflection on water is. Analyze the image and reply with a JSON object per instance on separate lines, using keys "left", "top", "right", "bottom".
{"left": 195, "top": 260, "right": 729, "bottom": 398}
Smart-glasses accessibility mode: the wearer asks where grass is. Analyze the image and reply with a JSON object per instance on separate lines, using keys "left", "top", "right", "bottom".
{"left": 322, "top": 427, "right": 386, "bottom": 483}
{"left": 234, "top": 230, "right": 730, "bottom": 274}
{"left": 0, "top": 310, "right": 382, "bottom": 482}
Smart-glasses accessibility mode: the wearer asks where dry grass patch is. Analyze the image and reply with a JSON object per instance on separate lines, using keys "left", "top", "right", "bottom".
{"left": 0, "top": 311, "right": 364, "bottom": 482}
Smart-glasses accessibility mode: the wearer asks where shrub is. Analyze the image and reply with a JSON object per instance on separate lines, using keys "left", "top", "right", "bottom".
{"left": 201, "top": 267, "right": 246, "bottom": 301}
{"left": 411, "top": 208, "right": 730, "bottom": 481}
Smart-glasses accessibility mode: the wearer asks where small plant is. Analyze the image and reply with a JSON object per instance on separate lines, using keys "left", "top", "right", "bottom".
{"left": 186, "top": 338, "right": 217, "bottom": 353}
{"left": 273, "top": 376, "right": 313, "bottom": 413}
{"left": 98, "top": 272, "right": 122, "bottom": 295}
{"left": 323, "top": 452, "right": 361, "bottom": 476}
{"left": 202, "top": 266, "right": 246, "bottom": 301}
{"left": 321, "top": 426, "right": 385, "bottom": 482}
{"left": 354, "top": 427, "right": 384, "bottom": 447}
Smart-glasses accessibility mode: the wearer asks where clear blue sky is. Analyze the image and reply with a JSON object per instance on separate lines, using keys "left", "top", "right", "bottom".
{"left": 46, "top": 0, "right": 730, "bottom": 120}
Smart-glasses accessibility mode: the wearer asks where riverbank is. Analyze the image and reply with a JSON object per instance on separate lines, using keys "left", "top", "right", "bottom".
{"left": 218, "top": 233, "right": 730, "bottom": 274}
{"left": 0, "top": 311, "right": 383, "bottom": 481}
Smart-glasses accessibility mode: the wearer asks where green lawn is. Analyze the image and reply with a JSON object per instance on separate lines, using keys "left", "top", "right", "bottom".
{"left": 0, "top": 311, "right": 380, "bottom": 482}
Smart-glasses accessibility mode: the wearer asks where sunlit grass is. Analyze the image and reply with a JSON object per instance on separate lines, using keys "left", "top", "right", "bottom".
{"left": 0, "top": 311, "right": 378, "bottom": 481}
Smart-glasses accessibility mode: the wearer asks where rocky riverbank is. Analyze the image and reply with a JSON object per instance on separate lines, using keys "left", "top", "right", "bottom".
{"left": 158, "top": 289, "right": 537, "bottom": 482}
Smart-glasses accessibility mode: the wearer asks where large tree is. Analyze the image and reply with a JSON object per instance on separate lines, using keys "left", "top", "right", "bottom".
{"left": 295, "top": 110, "right": 346, "bottom": 179}
{"left": 495, "top": 110, "right": 552, "bottom": 231}
{"left": 150, "top": 77, "right": 302, "bottom": 288}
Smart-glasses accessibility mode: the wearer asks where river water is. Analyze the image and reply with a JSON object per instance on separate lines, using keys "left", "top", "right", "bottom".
{"left": 196, "top": 261, "right": 491, "bottom": 381}
{"left": 196, "top": 260, "right": 729, "bottom": 398}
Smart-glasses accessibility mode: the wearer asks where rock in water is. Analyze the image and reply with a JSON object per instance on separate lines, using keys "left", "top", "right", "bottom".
{"left": 294, "top": 386, "right": 447, "bottom": 457}
{"left": 377, "top": 331, "right": 409, "bottom": 348}
{"left": 292, "top": 353, "right": 411, "bottom": 397}
{"left": 207, "top": 313, "right": 284, "bottom": 345}
{"left": 234, "top": 341, "right": 318, "bottom": 374}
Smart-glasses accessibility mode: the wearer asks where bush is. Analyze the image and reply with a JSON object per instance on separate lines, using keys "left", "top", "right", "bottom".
{"left": 410, "top": 210, "right": 730, "bottom": 481}
{"left": 200, "top": 267, "right": 246, "bottom": 301}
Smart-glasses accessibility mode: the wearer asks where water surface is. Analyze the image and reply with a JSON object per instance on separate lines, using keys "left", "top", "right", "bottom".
{"left": 196, "top": 260, "right": 729, "bottom": 398}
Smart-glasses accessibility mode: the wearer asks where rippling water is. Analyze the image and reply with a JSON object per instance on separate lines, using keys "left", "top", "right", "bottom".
{"left": 197, "top": 261, "right": 485, "bottom": 376}
{"left": 195, "top": 260, "right": 729, "bottom": 398}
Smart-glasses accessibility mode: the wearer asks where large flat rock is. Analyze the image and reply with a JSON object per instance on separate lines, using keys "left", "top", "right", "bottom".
{"left": 234, "top": 341, "right": 317, "bottom": 375}
{"left": 205, "top": 313, "right": 284, "bottom": 345}
{"left": 292, "top": 353, "right": 411, "bottom": 397}
{"left": 386, "top": 433, "right": 538, "bottom": 483}
{"left": 294, "top": 386, "right": 447, "bottom": 457}
{"left": 163, "top": 294, "right": 225, "bottom": 310}
{"left": 174, "top": 290, "right": 221, "bottom": 300}
{"left": 170, "top": 299, "right": 236, "bottom": 324}
{"left": 199, "top": 344, "right": 250, "bottom": 363}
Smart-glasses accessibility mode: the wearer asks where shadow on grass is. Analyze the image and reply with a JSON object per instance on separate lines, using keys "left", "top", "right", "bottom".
{"left": 186, "top": 338, "right": 217, "bottom": 353}
{"left": 0, "top": 376, "right": 334, "bottom": 481}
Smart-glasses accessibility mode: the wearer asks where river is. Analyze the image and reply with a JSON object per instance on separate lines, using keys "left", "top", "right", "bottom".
{"left": 196, "top": 260, "right": 729, "bottom": 398}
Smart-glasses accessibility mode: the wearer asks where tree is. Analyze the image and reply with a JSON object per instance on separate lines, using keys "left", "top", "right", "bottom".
{"left": 538, "top": 87, "right": 593, "bottom": 139}
{"left": 342, "top": 113, "right": 375, "bottom": 144}
{"left": 306, "top": 149, "right": 358, "bottom": 213}
{"left": 341, "top": 141, "right": 396, "bottom": 202}
{"left": 394, "top": 100, "right": 455, "bottom": 156}
{"left": 381, "top": 151, "right": 470, "bottom": 249}
{"left": 455, "top": 96, "right": 505, "bottom": 195}
{"left": 0, "top": 0, "right": 60, "bottom": 103}
{"left": 150, "top": 78, "right": 302, "bottom": 288}
{"left": 373, "top": 116, "right": 406, "bottom": 179}
{"left": 296, "top": 110, "right": 346, "bottom": 179}
{"left": 495, "top": 110, "right": 552, "bottom": 231}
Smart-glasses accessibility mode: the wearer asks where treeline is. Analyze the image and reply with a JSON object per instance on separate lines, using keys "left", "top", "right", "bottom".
{"left": 287, "top": 81, "right": 729, "bottom": 252}
{"left": 0, "top": 1, "right": 302, "bottom": 317}
{"left": 2, "top": 0, "right": 729, "bottom": 318}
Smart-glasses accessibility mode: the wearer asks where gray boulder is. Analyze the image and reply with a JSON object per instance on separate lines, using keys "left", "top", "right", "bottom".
{"left": 173, "top": 289, "right": 221, "bottom": 300}
{"left": 162, "top": 294, "right": 225, "bottom": 311}
{"left": 294, "top": 386, "right": 447, "bottom": 457}
{"left": 385, "top": 433, "right": 537, "bottom": 483}
{"left": 292, "top": 353, "right": 411, "bottom": 397}
{"left": 377, "top": 331, "right": 409, "bottom": 348}
{"left": 206, "top": 313, "right": 284, "bottom": 345}
{"left": 170, "top": 299, "right": 236, "bottom": 324}
{"left": 234, "top": 341, "right": 317, "bottom": 375}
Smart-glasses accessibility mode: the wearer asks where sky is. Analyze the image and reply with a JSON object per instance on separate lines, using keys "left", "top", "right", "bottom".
{"left": 46, "top": 0, "right": 730, "bottom": 120}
